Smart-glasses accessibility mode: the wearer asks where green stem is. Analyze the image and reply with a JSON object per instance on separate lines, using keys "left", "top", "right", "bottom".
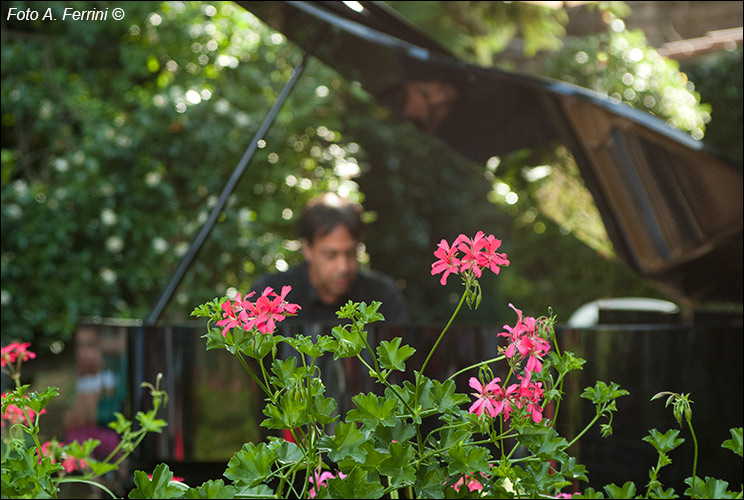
{"left": 445, "top": 355, "right": 506, "bottom": 382}
{"left": 56, "top": 478, "right": 117, "bottom": 499}
{"left": 355, "top": 353, "right": 416, "bottom": 417}
{"left": 236, "top": 351, "right": 271, "bottom": 396}
{"left": 566, "top": 410, "right": 603, "bottom": 449}
{"left": 360, "top": 329, "right": 381, "bottom": 376}
{"left": 687, "top": 414, "right": 699, "bottom": 499}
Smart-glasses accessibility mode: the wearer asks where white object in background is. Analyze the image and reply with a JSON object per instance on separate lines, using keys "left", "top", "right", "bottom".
{"left": 567, "top": 297, "right": 680, "bottom": 327}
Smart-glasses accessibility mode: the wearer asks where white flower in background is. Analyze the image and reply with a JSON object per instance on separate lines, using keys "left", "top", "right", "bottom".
{"left": 5, "top": 204, "right": 22, "bottom": 219}
{"left": 152, "top": 237, "right": 168, "bottom": 254}
{"left": 101, "top": 208, "right": 117, "bottom": 226}
{"left": 145, "top": 171, "right": 162, "bottom": 187}
{"left": 100, "top": 267, "right": 117, "bottom": 285}
{"left": 13, "top": 180, "right": 28, "bottom": 197}
{"left": 175, "top": 242, "right": 189, "bottom": 257}
{"left": 106, "top": 236, "right": 124, "bottom": 253}
{"left": 53, "top": 158, "right": 69, "bottom": 173}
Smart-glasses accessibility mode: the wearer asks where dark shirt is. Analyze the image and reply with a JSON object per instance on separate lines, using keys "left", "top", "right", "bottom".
{"left": 251, "top": 263, "right": 409, "bottom": 326}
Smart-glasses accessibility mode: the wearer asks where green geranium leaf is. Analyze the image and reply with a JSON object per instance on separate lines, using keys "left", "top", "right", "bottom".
{"left": 348, "top": 393, "right": 398, "bottom": 429}
{"left": 379, "top": 442, "right": 416, "bottom": 487}
{"left": 643, "top": 428, "right": 685, "bottom": 454}
{"left": 202, "top": 327, "right": 229, "bottom": 352}
{"left": 548, "top": 350, "right": 586, "bottom": 375}
{"left": 559, "top": 456, "right": 589, "bottom": 482}
{"left": 312, "top": 395, "right": 339, "bottom": 425}
{"left": 375, "top": 420, "right": 417, "bottom": 447}
{"left": 320, "top": 467, "right": 385, "bottom": 499}
{"left": 604, "top": 481, "right": 637, "bottom": 499}
{"left": 64, "top": 437, "right": 100, "bottom": 458}
{"left": 286, "top": 334, "right": 337, "bottom": 359}
{"left": 360, "top": 301, "right": 385, "bottom": 324}
{"left": 522, "top": 461, "right": 570, "bottom": 494}
{"left": 240, "top": 332, "right": 277, "bottom": 359}
{"left": 136, "top": 410, "right": 167, "bottom": 434}
{"left": 269, "top": 357, "right": 312, "bottom": 389}
{"left": 233, "top": 484, "right": 275, "bottom": 498}
{"left": 429, "top": 379, "right": 469, "bottom": 413}
{"left": 184, "top": 479, "right": 237, "bottom": 499}
{"left": 446, "top": 443, "right": 491, "bottom": 476}
{"left": 109, "top": 412, "right": 132, "bottom": 434}
{"left": 648, "top": 486, "right": 678, "bottom": 498}
{"left": 518, "top": 426, "right": 569, "bottom": 462}
{"left": 573, "top": 487, "right": 605, "bottom": 498}
{"left": 437, "top": 426, "right": 473, "bottom": 450}
{"left": 377, "top": 338, "right": 416, "bottom": 372}
{"left": 318, "top": 422, "right": 368, "bottom": 463}
{"left": 331, "top": 325, "right": 365, "bottom": 359}
{"left": 190, "top": 297, "right": 224, "bottom": 320}
{"left": 415, "top": 463, "right": 447, "bottom": 499}
{"left": 721, "top": 427, "right": 743, "bottom": 457}
{"left": 338, "top": 440, "right": 387, "bottom": 473}
{"left": 684, "top": 476, "right": 738, "bottom": 499}
{"left": 409, "top": 374, "right": 435, "bottom": 412}
{"left": 581, "top": 381, "right": 629, "bottom": 405}
{"left": 224, "top": 442, "right": 278, "bottom": 487}
{"left": 261, "top": 390, "right": 312, "bottom": 429}
{"left": 129, "top": 464, "right": 185, "bottom": 499}
{"left": 4, "top": 386, "right": 60, "bottom": 415}
{"left": 272, "top": 439, "right": 303, "bottom": 464}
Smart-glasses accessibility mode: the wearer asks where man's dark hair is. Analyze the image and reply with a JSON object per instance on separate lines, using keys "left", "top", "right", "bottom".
{"left": 297, "top": 192, "right": 366, "bottom": 245}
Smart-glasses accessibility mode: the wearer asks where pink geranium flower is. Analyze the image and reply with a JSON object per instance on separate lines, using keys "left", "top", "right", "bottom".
{"left": 431, "top": 232, "right": 509, "bottom": 286}
{"left": 468, "top": 376, "right": 515, "bottom": 419}
{"left": 216, "top": 287, "right": 301, "bottom": 336}
{"left": 431, "top": 238, "right": 462, "bottom": 285}
{"left": 498, "top": 304, "right": 551, "bottom": 375}
{"left": 457, "top": 231, "right": 487, "bottom": 278}
{"left": 245, "top": 287, "right": 293, "bottom": 334}
{"left": 452, "top": 472, "right": 486, "bottom": 493}
{"left": 216, "top": 292, "right": 253, "bottom": 337}
{"left": 476, "top": 234, "right": 510, "bottom": 275}
{"left": 1, "top": 342, "right": 36, "bottom": 368}
{"left": 513, "top": 373, "right": 545, "bottom": 424}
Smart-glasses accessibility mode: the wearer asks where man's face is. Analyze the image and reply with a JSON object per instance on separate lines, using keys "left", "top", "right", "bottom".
{"left": 302, "top": 224, "right": 359, "bottom": 305}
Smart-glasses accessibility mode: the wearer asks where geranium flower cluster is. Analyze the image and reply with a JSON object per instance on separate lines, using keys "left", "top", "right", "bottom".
{"left": 216, "top": 286, "right": 301, "bottom": 337}
{"left": 1, "top": 342, "right": 36, "bottom": 370}
{"left": 431, "top": 231, "right": 510, "bottom": 286}
{"left": 38, "top": 441, "right": 87, "bottom": 473}
{"left": 498, "top": 303, "right": 551, "bottom": 374}
{"left": 468, "top": 304, "right": 550, "bottom": 424}
{"left": 468, "top": 372, "right": 545, "bottom": 424}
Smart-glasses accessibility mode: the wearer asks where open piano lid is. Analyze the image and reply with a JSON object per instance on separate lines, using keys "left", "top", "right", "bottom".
{"left": 237, "top": 1, "right": 743, "bottom": 305}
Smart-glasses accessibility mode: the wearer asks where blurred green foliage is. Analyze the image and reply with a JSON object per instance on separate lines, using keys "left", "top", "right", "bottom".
{"left": 1, "top": 1, "right": 362, "bottom": 348}
{"left": 1, "top": 1, "right": 740, "bottom": 352}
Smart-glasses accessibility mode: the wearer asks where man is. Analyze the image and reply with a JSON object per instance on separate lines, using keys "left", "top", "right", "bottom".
{"left": 251, "top": 192, "right": 409, "bottom": 327}
{"left": 251, "top": 193, "right": 409, "bottom": 426}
